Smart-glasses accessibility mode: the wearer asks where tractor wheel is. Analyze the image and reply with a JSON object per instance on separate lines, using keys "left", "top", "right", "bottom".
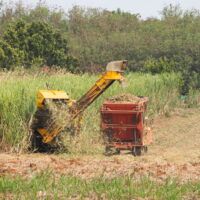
{"left": 132, "top": 146, "right": 142, "bottom": 156}
{"left": 105, "top": 146, "right": 120, "bottom": 156}
{"left": 143, "top": 146, "right": 148, "bottom": 153}
{"left": 29, "top": 131, "right": 47, "bottom": 152}
{"left": 29, "top": 131, "right": 57, "bottom": 153}
{"left": 116, "top": 148, "right": 121, "bottom": 155}
{"left": 105, "top": 146, "right": 114, "bottom": 156}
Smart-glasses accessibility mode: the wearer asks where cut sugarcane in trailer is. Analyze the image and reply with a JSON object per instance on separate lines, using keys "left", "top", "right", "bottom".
{"left": 101, "top": 94, "right": 153, "bottom": 156}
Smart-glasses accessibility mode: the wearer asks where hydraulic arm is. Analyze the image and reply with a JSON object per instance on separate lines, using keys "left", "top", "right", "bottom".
{"left": 31, "top": 60, "right": 127, "bottom": 145}
{"left": 71, "top": 60, "right": 127, "bottom": 119}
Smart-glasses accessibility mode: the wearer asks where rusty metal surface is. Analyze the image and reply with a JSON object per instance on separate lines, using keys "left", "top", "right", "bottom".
{"left": 101, "top": 99, "right": 153, "bottom": 151}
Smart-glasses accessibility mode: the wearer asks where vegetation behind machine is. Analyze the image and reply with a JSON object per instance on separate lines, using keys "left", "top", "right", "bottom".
{"left": 0, "top": 72, "right": 199, "bottom": 153}
{"left": 0, "top": 2, "right": 200, "bottom": 95}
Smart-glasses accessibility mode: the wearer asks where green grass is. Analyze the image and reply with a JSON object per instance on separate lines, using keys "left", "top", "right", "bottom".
{"left": 0, "top": 71, "right": 195, "bottom": 152}
{"left": 0, "top": 171, "right": 199, "bottom": 200}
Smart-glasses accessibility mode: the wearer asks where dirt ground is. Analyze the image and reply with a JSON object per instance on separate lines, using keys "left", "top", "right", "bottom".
{"left": 0, "top": 108, "right": 200, "bottom": 182}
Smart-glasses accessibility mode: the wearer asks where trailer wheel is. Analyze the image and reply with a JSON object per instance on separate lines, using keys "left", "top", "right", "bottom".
{"left": 29, "top": 131, "right": 51, "bottom": 153}
{"left": 116, "top": 148, "right": 120, "bottom": 155}
{"left": 132, "top": 146, "right": 142, "bottom": 156}
{"left": 105, "top": 146, "right": 113, "bottom": 156}
{"left": 143, "top": 146, "right": 148, "bottom": 153}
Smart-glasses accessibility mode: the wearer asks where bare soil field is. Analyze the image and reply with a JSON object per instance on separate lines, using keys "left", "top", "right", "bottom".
{"left": 0, "top": 108, "right": 199, "bottom": 182}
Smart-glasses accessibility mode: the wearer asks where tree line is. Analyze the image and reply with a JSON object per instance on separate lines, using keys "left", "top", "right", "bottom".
{"left": 0, "top": 1, "right": 200, "bottom": 93}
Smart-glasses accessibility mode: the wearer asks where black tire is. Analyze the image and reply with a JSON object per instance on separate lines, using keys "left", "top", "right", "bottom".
{"left": 132, "top": 146, "right": 142, "bottom": 156}
{"left": 29, "top": 131, "right": 57, "bottom": 153}
{"left": 105, "top": 146, "right": 114, "bottom": 156}
{"left": 30, "top": 109, "right": 51, "bottom": 130}
{"left": 116, "top": 148, "right": 120, "bottom": 155}
{"left": 143, "top": 146, "right": 148, "bottom": 153}
{"left": 105, "top": 146, "right": 121, "bottom": 156}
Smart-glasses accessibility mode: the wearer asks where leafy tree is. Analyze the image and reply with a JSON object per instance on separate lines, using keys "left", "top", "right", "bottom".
{"left": 0, "top": 21, "right": 78, "bottom": 72}
{"left": 0, "top": 2, "right": 200, "bottom": 92}
{"left": 0, "top": 40, "right": 23, "bottom": 69}
{"left": 142, "top": 57, "right": 175, "bottom": 74}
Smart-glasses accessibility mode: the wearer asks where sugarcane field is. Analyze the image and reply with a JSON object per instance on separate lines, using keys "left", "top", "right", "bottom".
{"left": 0, "top": 1, "right": 200, "bottom": 199}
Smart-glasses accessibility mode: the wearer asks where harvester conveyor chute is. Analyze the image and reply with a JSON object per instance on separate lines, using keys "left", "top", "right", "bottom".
{"left": 30, "top": 60, "right": 127, "bottom": 151}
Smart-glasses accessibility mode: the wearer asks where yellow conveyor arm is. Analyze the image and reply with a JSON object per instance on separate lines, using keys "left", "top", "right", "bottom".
{"left": 32, "top": 60, "right": 127, "bottom": 144}
{"left": 71, "top": 60, "right": 127, "bottom": 118}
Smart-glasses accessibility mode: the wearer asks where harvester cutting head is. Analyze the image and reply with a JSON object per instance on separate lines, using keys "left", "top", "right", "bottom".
{"left": 30, "top": 60, "right": 127, "bottom": 152}
{"left": 31, "top": 90, "right": 75, "bottom": 144}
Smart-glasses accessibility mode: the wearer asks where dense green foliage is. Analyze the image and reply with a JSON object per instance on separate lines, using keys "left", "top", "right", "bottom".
{"left": 0, "top": 2, "right": 200, "bottom": 93}
{"left": 0, "top": 20, "right": 78, "bottom": 71}
{"left": 0, "top": 171, "right": 199, "bottom": 199}
{"left": 0, "top": 72, "right": 187, "bottom": 152}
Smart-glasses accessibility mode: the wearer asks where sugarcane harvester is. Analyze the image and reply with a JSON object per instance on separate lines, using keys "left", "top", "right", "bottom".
{"left": 30, "top": 60, "right": 127, "bottom": 151}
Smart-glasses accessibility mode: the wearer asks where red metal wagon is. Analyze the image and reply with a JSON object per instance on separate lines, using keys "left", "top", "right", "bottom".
{"left": 100, "top": 97, "right": 152, "bottom": 156}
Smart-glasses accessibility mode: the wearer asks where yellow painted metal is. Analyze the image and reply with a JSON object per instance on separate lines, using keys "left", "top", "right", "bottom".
{"left": 33, "top": 60, "right": 127, "bottom": 144}
{"left": 37, "top": 114, "right": 82, "bottom": 143}
{"left": 38, "top": 128, "right": 61, "bottom": 143}
{"left": 98, "top": 71, "right": 124, "bottom": 86}
{"left": 71, "top": 69, "right": 127, "bottom": 118}
{"left": 36, "top": 90, "right": 69, "bottom": 108}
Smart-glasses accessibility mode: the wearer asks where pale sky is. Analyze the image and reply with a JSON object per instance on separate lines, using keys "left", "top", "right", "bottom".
{"left": 5, "top": 0, "right": 200, "bottom": 18}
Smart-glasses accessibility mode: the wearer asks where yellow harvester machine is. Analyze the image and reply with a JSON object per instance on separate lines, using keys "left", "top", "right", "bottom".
{"left": 30, "top": 60, "right": 127, "bottom": 152}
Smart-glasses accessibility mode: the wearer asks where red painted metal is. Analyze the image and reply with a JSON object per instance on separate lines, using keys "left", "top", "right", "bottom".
{"left": 100, "top": 98, "right": 152, "bottom": 152}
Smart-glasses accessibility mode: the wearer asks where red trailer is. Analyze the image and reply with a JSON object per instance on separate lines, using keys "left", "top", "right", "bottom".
{"left": 100, "top": 97, "right": 152, "bottom": 156}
